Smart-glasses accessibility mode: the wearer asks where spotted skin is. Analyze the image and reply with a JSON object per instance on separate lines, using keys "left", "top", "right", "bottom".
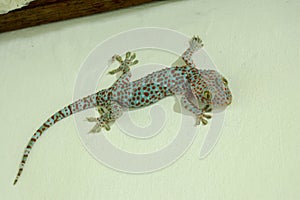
{"left": 13, "top": 36, "right": 232, "bottom": 185}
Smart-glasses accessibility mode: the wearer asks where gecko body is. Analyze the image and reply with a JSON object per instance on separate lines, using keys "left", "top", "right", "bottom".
{"left": 13, "top": 36, "right": 232, "bottom": 185}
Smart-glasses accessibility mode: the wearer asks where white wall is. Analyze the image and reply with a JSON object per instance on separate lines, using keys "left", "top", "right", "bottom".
{"left": 1, "top": 0, "right": 299, "bottom": 199}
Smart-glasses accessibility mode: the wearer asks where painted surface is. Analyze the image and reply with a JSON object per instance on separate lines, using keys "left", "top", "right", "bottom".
{"left": 0, "top": 0, "right": 299, "bottom": 199}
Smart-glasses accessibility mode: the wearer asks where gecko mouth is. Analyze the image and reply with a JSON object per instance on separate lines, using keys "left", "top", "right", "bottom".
{"left": 227, "top": 96, "right": 232, "bottom": 105}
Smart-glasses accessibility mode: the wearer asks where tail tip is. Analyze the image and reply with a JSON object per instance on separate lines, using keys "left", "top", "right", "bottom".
{"left": 13, "top": 178, "right": 18, "bottom": 185}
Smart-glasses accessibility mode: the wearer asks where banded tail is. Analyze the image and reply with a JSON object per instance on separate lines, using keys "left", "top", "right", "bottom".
{"left": 13, "top": 90, "right": 107, "bottom": 185}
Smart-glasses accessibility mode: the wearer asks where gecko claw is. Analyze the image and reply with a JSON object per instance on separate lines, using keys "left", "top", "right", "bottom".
{"left": 196, "top": 114, "right": 209, "bottom": 126}
{"left": 88, "top": 121, "right": 111, "bottom": 133}
{"left": 126, "top": 51, "right": 131, "bottom": 59}
{"left": 112, "top": 55, "right": 123, "bottom": 64}
{"left": 103, "top": 124, "right": 111, "bottom": 131}
{"left": 203, "top": 104, "right": 212, "bottom": 113}
{"left": 129, "top": 53, "right": 136, "bottom": 61}
{"left": 108, "top": 67, "right": 122, "bottom": 75}
{"left": 200, "top": 117, "right": 208, "bottom": 125}
{"left": 86, "top": 117, "right": 98, "bottom": 122}
{"left": 130, "top": 60, "right": 138, "bottom": 66}
{"left": 97, "top": 106, "right": 109, "bottom": 115}
{"left": 89, "top": 123, "right": 102, "bottom": 133}
{"left": 203, "top": 113, "right": 212, "bottom": 119}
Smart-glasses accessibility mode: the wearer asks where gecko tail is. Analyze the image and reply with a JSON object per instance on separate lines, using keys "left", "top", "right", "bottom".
{"left": 13, "top": 92, "right": 102, "bottom": 185}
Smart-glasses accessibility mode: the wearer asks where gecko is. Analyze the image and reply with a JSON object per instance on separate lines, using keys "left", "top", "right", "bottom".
{"left": 13, "top": 36, "right": 232, "bottom": 185}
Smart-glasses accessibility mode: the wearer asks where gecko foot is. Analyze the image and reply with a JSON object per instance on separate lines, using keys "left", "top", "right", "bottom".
{"left": 196, "top": 105, "right": 212, "bottom": 125}
{"left": 108, "top": 52, "right": 138, "bottom": 75}
{"left": 87, "top": 116, "right": 111, "bottom": 132}
{"left": 87, "top": 105, "right": 112, "bottom": 132}
{"left": 86, "top": 116, "right": 111, "bottom": 132}
{"left": 89, "top": 121, "right": 111, "bottom": 133}
{"left": 189, "top": 36, "right": 204, "bottom": 51}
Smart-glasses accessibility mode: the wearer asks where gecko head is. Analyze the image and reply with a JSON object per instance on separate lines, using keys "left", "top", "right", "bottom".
{"left": 192, "top": 70, "right": 232, "bottom": 112}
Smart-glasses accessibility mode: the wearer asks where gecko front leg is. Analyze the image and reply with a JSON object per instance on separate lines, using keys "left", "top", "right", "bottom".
{"left": 181, "top": 36, "right": 204, "bottom": 68}
{"left": 181, "top": 95, "right": 212, "bottom": 125}
{"left": 171, "top": 35, "right": 204, "bottom": 68}
{"left": 109, "top": 51, "right": 138, "bottom": 92}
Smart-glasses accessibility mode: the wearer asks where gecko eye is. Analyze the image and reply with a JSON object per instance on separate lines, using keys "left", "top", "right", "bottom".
{"left": 222, "top": 77, "right": 228, "bottom": 86}
{"left": 203, "top": 90, "right": 212, "bottom": 100}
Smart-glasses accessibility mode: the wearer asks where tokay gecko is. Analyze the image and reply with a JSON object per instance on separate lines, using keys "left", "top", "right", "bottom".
{"left": 13, "top": 36, "right": 232, "bottom": 185}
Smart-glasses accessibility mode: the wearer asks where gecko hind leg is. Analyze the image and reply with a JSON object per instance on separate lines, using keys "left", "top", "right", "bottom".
{"left": 87, "top": 105, "right": 111, "bottom": 132}
{"left": 89, "top": 118, "right": 111, "bottom": 133}
{"left": 87, "top": 102, "right": 123, "bottom": 133}
{"left": 108, "top": 52, "right": 138, "bottom": 75}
